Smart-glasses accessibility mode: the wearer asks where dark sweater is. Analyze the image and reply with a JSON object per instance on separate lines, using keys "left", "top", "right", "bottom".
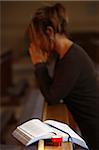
{"left": 35, "top": 43, "right": 99, "bottom": 115}
{"left": 35, "top": 43, "right": 99, "bottom": 149}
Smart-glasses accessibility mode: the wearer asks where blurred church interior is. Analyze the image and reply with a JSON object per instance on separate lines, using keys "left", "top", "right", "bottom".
{"left": 0, "top": 1, "right": 99, "bottom": 150}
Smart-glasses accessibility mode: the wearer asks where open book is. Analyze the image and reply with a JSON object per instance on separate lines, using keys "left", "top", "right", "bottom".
{"left": 12, "top": 119, "right": 88, "bottom": 149}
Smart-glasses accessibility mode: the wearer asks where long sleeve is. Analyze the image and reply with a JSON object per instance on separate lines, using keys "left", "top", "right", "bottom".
{"left": 35, "top": 53, "right": 80, "bottom": 105}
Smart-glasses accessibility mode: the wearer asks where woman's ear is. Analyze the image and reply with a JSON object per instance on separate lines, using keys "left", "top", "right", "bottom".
{"left": 46, "top": 26, "right": 54, "bottom": 39}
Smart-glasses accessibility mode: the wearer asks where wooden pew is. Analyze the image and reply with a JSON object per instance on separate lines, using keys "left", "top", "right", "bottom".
{"left": 3, "top": 89, "right": 75, "bottom": 150}
{"left": 42, "top": 102, "right": 73, "bottom": 150}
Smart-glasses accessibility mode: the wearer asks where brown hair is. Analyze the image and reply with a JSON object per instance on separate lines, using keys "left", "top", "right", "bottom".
{"left": 32, "top": 3, "right": 68, "bottom": 36}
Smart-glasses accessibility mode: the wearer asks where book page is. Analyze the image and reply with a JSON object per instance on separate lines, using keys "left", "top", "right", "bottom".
{"left": 44, "top": 120, "right": 88, "bottom": 149}
{"left": 49, "top": 126, "right": 69, "bottom": 141}
{"left": 18, "top": 119, "right": 54, "bottom": 138}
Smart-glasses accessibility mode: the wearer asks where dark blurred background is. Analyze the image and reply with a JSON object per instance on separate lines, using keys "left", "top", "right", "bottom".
{"left": 0, "top": 1, "right": 99, "bottom": 149}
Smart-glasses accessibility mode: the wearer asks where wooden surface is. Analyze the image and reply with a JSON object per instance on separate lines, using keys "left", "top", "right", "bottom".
{"left": 44, "top": 142, "right": 73, "bottom": 150}
{"left": 42, "top": 102, "right": 73, "bottom": 150}
{"left": 38, "top": 140, "right": 73, "bottom": 150}
{"left": 43, "top": 103, "right": 69, "bottom": 124}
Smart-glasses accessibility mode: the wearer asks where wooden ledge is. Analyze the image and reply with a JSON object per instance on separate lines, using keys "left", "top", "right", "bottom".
{"left": 42, "top": 102, "right": 73, "bottom": 150}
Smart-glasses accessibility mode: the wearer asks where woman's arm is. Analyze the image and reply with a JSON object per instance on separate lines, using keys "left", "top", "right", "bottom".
{"left": 35, "top": 56, "right": 80, "bottom": 105}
